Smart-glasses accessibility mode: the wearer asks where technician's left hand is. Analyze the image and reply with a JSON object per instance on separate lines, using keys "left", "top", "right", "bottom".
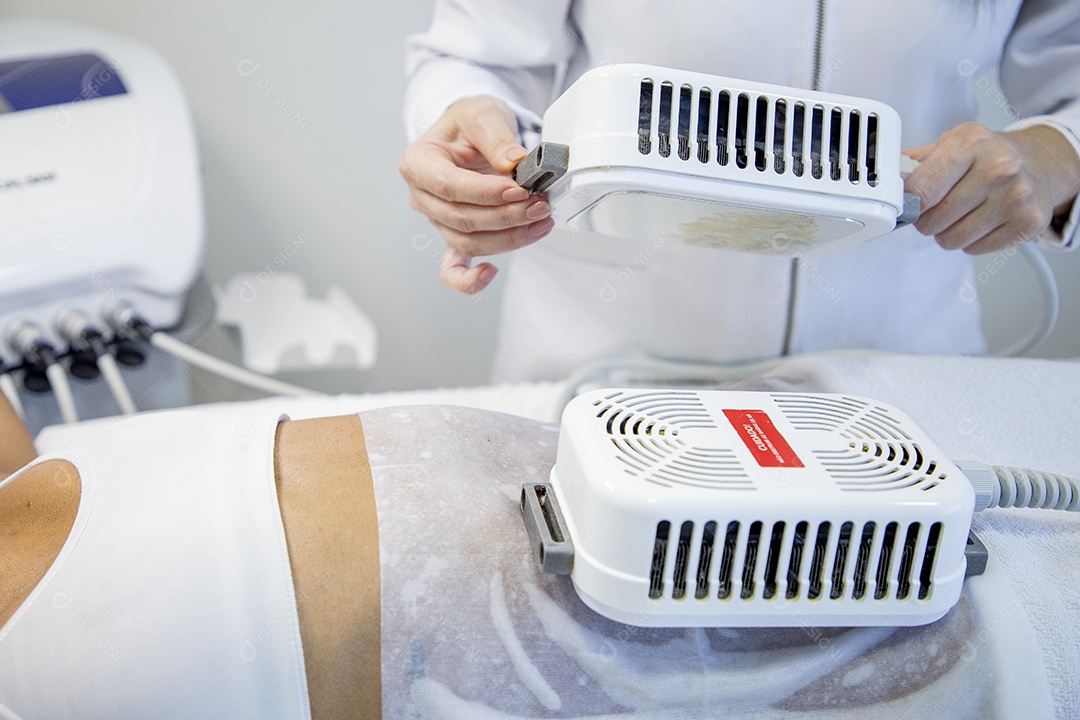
{"left": 903, "top": 123, "right": 1080, "bottom": 254}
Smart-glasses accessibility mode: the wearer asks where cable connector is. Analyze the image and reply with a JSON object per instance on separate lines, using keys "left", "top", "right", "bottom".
{"left": 56, "top": 310, "right": 108, "bottom": 354}
{"left": 955, "top": 460, "right": 999, "bottom": 512}
{"left": 6, "top": 321, "right": 59, "bottom": 368}
{"left": 5, "top": 321, "right": 79, "bottom": 422}
{"left": 57, "top": 310, "right": 139, "bottom": 415}
{"left": 104, "top": 301, "right": 155, "bottom": 342}
{"left": 56, "top": 310, "right": 108, "bottom": 379}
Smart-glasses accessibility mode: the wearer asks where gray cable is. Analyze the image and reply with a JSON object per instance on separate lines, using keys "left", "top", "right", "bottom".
{"left": 957, "top": 460, "right": 1080, "bottom": 512}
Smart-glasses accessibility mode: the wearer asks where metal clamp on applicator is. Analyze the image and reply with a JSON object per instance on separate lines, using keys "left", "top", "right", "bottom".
{"left": 513, "top": 142, "right": 570, "bottom": 195}
{"left": 520, "top": 483, "right": 574, "bottom": 575}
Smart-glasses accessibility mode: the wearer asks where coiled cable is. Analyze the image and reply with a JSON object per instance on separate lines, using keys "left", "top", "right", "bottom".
{"left": 957, "top": 460, "right": 1080, "bottom": 512}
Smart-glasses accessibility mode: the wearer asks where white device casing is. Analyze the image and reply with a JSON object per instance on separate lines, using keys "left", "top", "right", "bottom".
{"left": 550, "top": 389, "right": 974, "bottom": 627}
{"left": 0, "top": 20, "right": 203, "bottom": 362}
{"left": 538, "top": 64, "right": 906, "bottom": 254}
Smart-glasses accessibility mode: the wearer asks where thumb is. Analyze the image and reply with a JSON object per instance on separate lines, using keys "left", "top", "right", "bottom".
{"left": 901, "top": 143, "right": 935, "bottom": 164}
{"left": 459, "top": 97, "right": 529, "bottom": 174}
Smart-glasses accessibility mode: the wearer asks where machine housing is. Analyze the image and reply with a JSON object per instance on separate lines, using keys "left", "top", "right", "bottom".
{"left": 0, "top": 20, "right": 203, "bottom": 363}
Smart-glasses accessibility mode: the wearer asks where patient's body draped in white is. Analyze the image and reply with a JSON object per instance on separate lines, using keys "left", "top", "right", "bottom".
{"left": 365, "top": 404, "right": 1048, "bottom": 719}
{"left": 0, "top": 383, "right": 1059, "bottom": 718}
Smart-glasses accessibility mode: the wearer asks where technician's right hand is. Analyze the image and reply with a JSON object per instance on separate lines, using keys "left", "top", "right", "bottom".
{"left": 398, "top": 95, "right": 555, "bottom": 294}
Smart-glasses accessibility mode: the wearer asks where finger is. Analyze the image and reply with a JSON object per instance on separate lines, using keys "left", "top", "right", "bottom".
{"left": 399, "top": 143, "right": 526, "bottom": 206}
{"left": 928, "top": 177, "right": 1049, "bottom": 253}
{"left": 440, "top": 247, "right": 499, "bottom": 295}
{"left": 434, "top": 216, "right": 555, "bottom": 259}
{"left": 453, "top": 98, "right": 530, "bottom": 175}
{"left": 958, "top": 222, "right": 1022, "bottom": 256}
{"left": 900, "top": 143, "right": 936, "bottom": 163}
{"left": 905, "top": 147, "right": 974, "bottom": 215}
{"left": 409, "top": 186, "right": 551, "bottom": 234}
{"left": 930, "top": 200, "right": 1005, "bottom": 251}
{"left": 913, "top": 170, "right": 987, "bottom": 239}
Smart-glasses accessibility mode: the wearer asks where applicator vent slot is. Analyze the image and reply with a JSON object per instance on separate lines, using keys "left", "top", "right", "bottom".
{"left": 645, "top": 517, "right": 939, "bottom": 603}
{"left": 632, "top": 77, "right": 880, "bottom": 186}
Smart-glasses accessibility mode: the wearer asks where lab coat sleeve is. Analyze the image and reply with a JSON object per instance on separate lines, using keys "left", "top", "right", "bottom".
{"left": 998, "top": 0, "right": 1080, "bottom": 249}
{"left": 403, "top": 0, "right": 578, "bottom": 147}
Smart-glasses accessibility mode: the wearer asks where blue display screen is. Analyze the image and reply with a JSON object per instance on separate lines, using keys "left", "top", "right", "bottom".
{"left": 0, "top": 52, "right": 127, "bottom": 114}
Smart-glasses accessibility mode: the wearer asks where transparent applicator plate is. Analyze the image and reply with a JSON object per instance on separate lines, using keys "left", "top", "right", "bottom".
{"left": 567, "top": 190, "right": 866, "bottom": 254}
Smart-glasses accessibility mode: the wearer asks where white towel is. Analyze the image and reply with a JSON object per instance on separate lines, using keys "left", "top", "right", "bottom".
{"left": 790, "top": 352, "right": 1080, "bottom": 716}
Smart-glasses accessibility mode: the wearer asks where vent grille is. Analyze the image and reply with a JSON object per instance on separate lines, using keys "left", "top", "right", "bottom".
{"left": 595, "top": 391, "right": 750, "bottom": 489}
{"left": 814, "top": 441, "right": 946, "bottom": 492}
{"left": 591, "top": 391, "right": 948, "bottom": 492}
{"left": 769, "top": 394, "right": 948, "bottom": 493}
{"left": 594, "top": 390, "right": 717, "bottom": 431}
{"left": 648, "top": 518, "right": 942, "bottom": 602}
{"left": 636, "top": 77, "right": 880, "bottom": 186}
{"left": 771, "top": 394, "right": 912, "bottom": 439}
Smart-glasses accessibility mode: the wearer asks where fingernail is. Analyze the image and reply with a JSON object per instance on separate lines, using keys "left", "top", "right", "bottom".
{"left": 527, "top": 217, "right": 555, "bottom": 239}
{"left": 502, "top": 186, "right": 529, "bottom": 202}
{"left": 505, "top": 147, "right": 527, "bottom": 163}
{"left": 478, "top": 265, "right": 498, "bottom": 285}
{"left": 525, "top": 199, "right": 551, "bottom": 220}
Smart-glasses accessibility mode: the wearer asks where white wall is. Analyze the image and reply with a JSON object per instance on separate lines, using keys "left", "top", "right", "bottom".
{"left": 2, "top": 2, "right": 1076, "bottom": 398}
{"left": 2, "top": 0, "right": 504, "bottom": 395}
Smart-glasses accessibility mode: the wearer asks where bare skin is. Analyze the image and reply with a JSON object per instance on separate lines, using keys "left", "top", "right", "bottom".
{"left": 274, "top": 415, "right": 380, "bottom": 720}
{"left": 0, "top": 397, "right": 377, "bottom": 720}
{"left": 400, "top": 95, "right": 1080, "bottom": 294}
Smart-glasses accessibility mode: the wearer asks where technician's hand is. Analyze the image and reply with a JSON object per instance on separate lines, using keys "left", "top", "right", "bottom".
{"left": 903, "top": 122, "right": 1080, "bottom": 254}
{"left": 398, "top": 95, "right": 555, "bottom": 294}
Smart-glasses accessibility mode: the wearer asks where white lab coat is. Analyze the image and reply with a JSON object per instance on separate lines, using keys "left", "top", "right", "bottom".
{"left": 404, "top": 0, "right": 1080, "bottom": 382}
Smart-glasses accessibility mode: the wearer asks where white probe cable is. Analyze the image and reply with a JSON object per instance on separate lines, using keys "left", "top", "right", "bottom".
{"left": 105, "top": 302, "right": 323, "bottom": 398}
{"left": 97, "top": 352, "right": 138, "bottom": 415}
{"left": 44, "top": 363, "right": 79, "bottom": 424}
{"left": 995, "top": 243, "right": 1060, "bottom": 357}
{"left": 0, "top": 369, "right": 26, "bottom": 422}
{"left": 147, "top": 331, "right": 323, "bottom": 398}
